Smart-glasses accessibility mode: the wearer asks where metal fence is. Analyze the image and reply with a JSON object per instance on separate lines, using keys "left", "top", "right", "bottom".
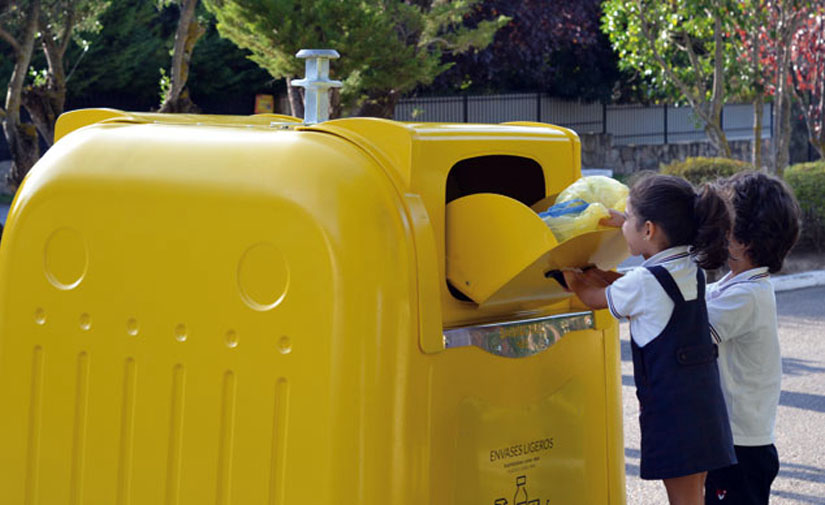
{"left": 394, "top": 93, "right": 772, "bottom": 146}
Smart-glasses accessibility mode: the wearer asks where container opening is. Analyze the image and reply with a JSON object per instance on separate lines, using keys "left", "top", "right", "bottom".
{"left": 445, "top": 155, "right": 545, "bottom": 206}
{"left": 445, "top": 155, "right": 546, "bottom": 303}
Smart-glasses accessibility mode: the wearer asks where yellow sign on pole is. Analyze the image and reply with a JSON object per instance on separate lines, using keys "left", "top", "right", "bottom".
{"left": 254, "top": 93, "right": 274, "bottom": 114}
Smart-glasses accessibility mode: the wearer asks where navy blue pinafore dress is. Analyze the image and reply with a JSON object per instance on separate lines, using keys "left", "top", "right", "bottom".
{"left": 632, "top": 266, "right": 736, "bottom": 480}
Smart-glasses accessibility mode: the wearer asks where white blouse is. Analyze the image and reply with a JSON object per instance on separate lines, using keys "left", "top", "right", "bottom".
{"left": 606, "top": 245, "right": 699, "bottom": 348}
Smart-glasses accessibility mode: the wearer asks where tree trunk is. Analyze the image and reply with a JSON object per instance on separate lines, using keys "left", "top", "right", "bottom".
{"left": 329, "top": 88, "right": 342, "bottom": 119}
{"left": 159, "top": 0, "right": 205, "bottom": 113}
{"left": 354, "top": 90, "right": 399, "bottom": 119}
{"left": 705, "top": 123, "right": 732, "bottom": 158}
{"left": 21, "top": 17, "right": 68, "bottom": 147}
{"left": 286, "top": 78, "right": 304, "bottom": 119}
{"left": 773, "top": 47, "right": 792, "bottom": 176}
{"left": 771, "top": 4, "right": 802, "bottom": 176}
{"left": 22, "top": 78, "right": 63, "bottom": 147}
{"left": 751, "top": 15, "right": 764, "bottom": 171}
{"left": 2, "top": 0, "right": 41, "bottom": 189}
{"left": 3, "top": 122, "right": 40, "bottom": 186}
{"left": 753, "top": 96, "right": 764, "bottom": 170}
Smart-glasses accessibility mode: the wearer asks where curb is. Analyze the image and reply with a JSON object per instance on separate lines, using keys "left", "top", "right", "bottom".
{"left": 771, "top": 269, "right": 825, "bottom": 293}
{"left": 618, "top": 264, "right": 825, "bottom": 293}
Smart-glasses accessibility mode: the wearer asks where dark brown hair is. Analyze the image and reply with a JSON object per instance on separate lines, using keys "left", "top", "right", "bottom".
{"left": 722, "top": 171, "right": 801, "bottom": 273}
{"left": 630, "top": 174, "right": 731, "bottom": 270}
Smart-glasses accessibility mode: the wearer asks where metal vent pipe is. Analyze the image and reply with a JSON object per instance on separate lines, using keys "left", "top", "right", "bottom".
{"left": 290, "top": 49, "right": 343, "bottom": 124}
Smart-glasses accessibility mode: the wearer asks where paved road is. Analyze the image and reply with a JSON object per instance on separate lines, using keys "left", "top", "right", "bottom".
{"left": 1, "top": 202, "right": 8, "bottom": 224}
{"left": 622, "top": 286, "right": 825, "bottom": 504}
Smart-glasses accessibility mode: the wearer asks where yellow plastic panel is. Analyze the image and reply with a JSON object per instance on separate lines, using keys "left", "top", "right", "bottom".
{"left": 0, "top": 120, "right": 422, "bottom": 505}
{"left": 0, "top": 112, "right": 626, "bottom": 505}
{"left": 426, "top": 323, "right": 623, "bottom": 505}
{"left": 446, "top": 194, "right": 629, "bottom": 306}
{"left": 54, "top": 107, "right": 302, "bottom": 142}
{"left": 446, "top": 193, "right": 559, "bottom": 305}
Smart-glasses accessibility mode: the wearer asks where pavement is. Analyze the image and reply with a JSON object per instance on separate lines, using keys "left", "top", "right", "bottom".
{"left": 622, "top": 286, "right": 825, "bottom": 504}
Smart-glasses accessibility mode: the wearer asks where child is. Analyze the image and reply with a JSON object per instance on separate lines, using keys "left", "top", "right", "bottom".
{"left": 564, "top": 174, "right": 736, "bottom": 505}
{"left": 704, "top": 171, "right": 801, "bottom": 505}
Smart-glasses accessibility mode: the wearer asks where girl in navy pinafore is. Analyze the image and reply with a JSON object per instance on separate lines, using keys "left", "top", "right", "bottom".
{"left": 564, "top": 174, "right": 736, "bottom": 505}
{"left": 633, "top": 265, "right": 735, "bottom": 480}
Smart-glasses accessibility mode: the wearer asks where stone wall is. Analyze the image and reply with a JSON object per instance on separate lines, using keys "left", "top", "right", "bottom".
{"left": 580, "top": 133, "right": 772, "bottom": 175}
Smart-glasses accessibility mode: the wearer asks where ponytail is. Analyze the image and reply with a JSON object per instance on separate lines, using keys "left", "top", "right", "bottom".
{"left": 691, "top": 184, "right": 731, "bottom": 270}
{"left": 629, "top": 174, "right": 731, "bottom": 269}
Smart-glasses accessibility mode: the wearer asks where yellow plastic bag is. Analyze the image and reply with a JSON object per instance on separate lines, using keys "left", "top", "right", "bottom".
{"left": 541, "top": 202, "right": 610, "bottom": 242}
{"left": 539, "top": 176, "right": 628, "bottom": 242}
{"left": 556, "top": 175, "right": 628, "bottom": 212}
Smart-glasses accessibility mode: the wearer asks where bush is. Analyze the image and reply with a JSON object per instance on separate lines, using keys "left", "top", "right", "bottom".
{"left": 785, "top": 161, "right": 825, "bottom": 251}
{"left": 660, "top": 156, "right": 753, "bottom": 186}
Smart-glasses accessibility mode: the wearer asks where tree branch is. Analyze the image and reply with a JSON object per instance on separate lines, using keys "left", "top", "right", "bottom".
{"left": 682, "top": 31, "right": 708, "bottom": 87}
{"left": 58, "top": 2, "right": 76, "bottom": 57}
{"left": 710, "top": 12, "right": 725, "bottom": 119}
{"left": 637, "top": 1, "right": 706, "bottom": 119}
{"left": 0, "top": 25, "right": 21, "bottom": 53}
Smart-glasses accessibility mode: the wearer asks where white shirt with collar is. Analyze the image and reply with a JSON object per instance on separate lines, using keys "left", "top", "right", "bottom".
{"left": 707, "top": 267, "right": 780, "bottom": 446}
{"left": 606, "top": 245, "right": 699, "bottom": 348}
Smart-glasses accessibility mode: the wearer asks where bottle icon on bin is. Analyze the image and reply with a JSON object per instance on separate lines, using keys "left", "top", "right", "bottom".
{"left": 514, "top": 475, "right": 528, "bottom": 505}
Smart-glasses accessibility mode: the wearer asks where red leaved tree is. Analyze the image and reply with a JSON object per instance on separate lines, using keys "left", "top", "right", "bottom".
{"left": 731, "top": 0, "right": 811, "bottom": 175}
{"left": 791, "top": 9, "right": 825, "bottom": 158}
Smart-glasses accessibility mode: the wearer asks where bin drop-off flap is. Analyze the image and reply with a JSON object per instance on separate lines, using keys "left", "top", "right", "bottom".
{"left": 446, "top": 193, "right": 629, "bottom": 307}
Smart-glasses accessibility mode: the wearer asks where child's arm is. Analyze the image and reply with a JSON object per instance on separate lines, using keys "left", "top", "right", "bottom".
{"left": 584, "top": 267, "right": 624, "bottom": 285}
{"left": 563, "top": 270, "right": 608, "bottom": 309}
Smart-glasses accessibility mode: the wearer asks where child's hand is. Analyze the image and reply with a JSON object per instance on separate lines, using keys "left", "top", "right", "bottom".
{"left": 562, "top": 270, "right": 581, "bottom": 292}
{"left": 599, "top": 209, "right": 626, "bottom": 228}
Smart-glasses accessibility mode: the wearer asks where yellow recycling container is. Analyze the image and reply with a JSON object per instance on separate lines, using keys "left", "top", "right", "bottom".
{"left": 0, "top": 109, "right": 628, "bottom": 505}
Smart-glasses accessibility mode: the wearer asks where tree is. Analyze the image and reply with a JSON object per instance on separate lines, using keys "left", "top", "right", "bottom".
{"left": 1, "top": 0, "right": 42, "bottom": 188}
{"left": 602, "top": 0, "right": 734, "bottom": 157}
{"left": 724, "top": 0, "right": 811, "bottom": 174}
{"left": 22, "top": 0, "right": 110, "bottom": 147}
{"left": 158, "top": 0, "right": 206, "bottom": 112}
{"left": 61, "top": 0, "right": 172, "bottom": 109}
{"left": 728, "top": 0, "right": 770, "bottom": 168}
{"left": 1, "top": 0, "right": 109, "bottom": 188}
{"left": 791, "top": 6, "right": 825, "bottom": 159}
{"left": 203, "top": 0, "right": 507, "bottom": 118}
{"left": 56, "top": 0, "right": 280, "bottom": 114}
{"left": 765, "top": 0, "right": 810, "bottom": 174}
{"left": 430, "top": 0, "right": 622, "bottom": 102}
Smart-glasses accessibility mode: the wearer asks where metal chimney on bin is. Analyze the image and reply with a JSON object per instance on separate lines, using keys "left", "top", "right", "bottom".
{"left": 291, "top": 49, "right": 342, "bottom": 124}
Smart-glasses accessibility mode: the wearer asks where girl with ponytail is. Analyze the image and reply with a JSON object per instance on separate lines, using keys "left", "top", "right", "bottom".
{"left": 564, "top": 174, "right": 736, "bottom": 505}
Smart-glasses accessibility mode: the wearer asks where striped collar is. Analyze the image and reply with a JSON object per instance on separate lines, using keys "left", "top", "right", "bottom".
{"left": 718, "top": 266, "right": 771, "bottom": 285}
{"left": 712, "top": 266, "right": 771, "bottom": 295}
{"left": 642, "top": 245, "right": 691, "bottom": 267}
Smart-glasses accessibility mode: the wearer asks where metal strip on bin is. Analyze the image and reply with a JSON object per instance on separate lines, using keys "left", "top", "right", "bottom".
{"left": 442, "top": 311, "right": 595, "bottom": 358}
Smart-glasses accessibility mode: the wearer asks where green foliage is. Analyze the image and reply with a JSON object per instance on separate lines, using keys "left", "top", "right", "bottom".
{"left": 187, "top": 20, "right": 279, "bottom": 98}
{"left": 64, "top": 0, "right": 171, "bottom": 103}
{"left": 601, "top": 0, "right": 741, "bottom": 102}
{"left": 660, "top": 156, "right": 753, "bottom": 185}
{"left": 785, "top": 161, "right": 825, "bottom": 251}
{"left": 63, "top": 0, "right": 275, "bottom": 110}
{"left": 203, "top": 0, "right": 507, "bottom": 110}
{"left": 158, "top": 67, "right": 172, "bottom": 103}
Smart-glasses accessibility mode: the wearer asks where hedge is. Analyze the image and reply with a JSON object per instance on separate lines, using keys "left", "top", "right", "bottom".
{"left": 785, "top": 161, "right": 825, "bottom": 251}
{"left": 660, "top": 156, "right": 753, "bottom": 186}
{"left": 658, "top": 157, "right": 825, "bottom": 251}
